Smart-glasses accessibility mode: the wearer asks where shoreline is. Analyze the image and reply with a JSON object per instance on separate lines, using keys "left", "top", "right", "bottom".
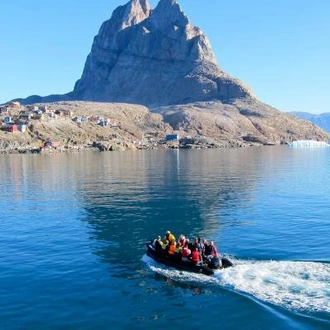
{"left": 0, "top": 138, "right": 256, "bottom": 155}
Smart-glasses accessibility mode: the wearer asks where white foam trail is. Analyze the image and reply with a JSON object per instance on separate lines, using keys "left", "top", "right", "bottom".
{"left": 142, "top": 254, "right": 216, "bottom": 284}
{"left": 143, "top": 256, "right": 330, "bottom": 313}
{"left": 215, "top": 260, "right": 330, "bottom": 313}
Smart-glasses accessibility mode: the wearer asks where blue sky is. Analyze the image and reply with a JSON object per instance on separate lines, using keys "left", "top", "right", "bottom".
{"left": 1, "top": 0, "right": 329, "bottom": 114}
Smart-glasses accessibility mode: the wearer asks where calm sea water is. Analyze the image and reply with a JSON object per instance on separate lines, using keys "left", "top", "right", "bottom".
{"left": 0, "top": 147, "right": 329, "bottom": 329}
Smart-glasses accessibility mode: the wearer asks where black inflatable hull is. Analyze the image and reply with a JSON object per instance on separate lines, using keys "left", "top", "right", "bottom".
{"left": 146, "top": 241, "right": 233, "bottom": 276}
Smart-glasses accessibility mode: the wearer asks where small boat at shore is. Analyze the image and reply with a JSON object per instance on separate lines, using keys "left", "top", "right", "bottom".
{"left": 146, "top": 240, "right": 233, "bottom": 276}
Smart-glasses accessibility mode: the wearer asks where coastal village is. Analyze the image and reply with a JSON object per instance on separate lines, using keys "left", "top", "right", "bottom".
{"left": 0, "top": 101, "right": 112, "bottom": 137}
{"left": 0, "top": 101, "right": 194, "bottom": 154}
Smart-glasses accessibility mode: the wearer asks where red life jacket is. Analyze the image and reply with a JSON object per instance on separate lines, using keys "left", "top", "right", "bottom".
{"left": 179, "top": 238, "right": 186, "bottom": 247}
{"left": 182, "top": 247, "right": 191, "bottom": 258}
{"left": 191, "top": 250, "right": 200, "bottom": 262}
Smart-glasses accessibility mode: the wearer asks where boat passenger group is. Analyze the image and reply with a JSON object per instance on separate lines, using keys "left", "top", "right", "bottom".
{"left": 152, "top": 230, "right": 219, "bottom": 265}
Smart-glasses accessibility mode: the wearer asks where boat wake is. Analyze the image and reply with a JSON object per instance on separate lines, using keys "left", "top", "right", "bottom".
{"left": 142, "top": 255, "right": 330, "bottom": 314}
{"left": 216, "top": 259, "right": 330, "bottom": 314}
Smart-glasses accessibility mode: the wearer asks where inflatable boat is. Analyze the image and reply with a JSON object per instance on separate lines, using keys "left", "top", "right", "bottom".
{"left": 146, "top": 240, "right": 233, "bottom": 276}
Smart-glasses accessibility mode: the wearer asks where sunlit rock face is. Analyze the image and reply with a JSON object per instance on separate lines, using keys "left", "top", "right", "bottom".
{"left": 72, "top": 0, "right": 254, "bottom": 107}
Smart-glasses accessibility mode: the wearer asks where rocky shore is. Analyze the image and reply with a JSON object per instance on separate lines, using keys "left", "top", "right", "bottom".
{"left": 0, "top": 100, "right": 328, "bottom": 154}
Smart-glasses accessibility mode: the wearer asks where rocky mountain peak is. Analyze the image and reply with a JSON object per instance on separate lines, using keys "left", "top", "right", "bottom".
{"left": 96, "top": 0, "right": 151, "bottom": 46}
{"left": 146, "top": 0, "right": 215, "bottom": 63}
{"left": 16, "top": 0, "right": 254, "bottom": 107}
{"left": 120, "top": 0, "right": 151, "bottom": 29}
{"left": 72, "top": 0, "right": 254, "bottom": 107}
{"left": 150, "top": 0, "right": 187, "bottom": 29}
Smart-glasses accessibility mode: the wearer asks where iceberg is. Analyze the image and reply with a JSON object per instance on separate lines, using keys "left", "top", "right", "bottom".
{"left": 288, "top": 140, "right": 330, "bottom": 148}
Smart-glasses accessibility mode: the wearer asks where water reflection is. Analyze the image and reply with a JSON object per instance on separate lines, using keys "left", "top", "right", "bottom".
{"left": 0, "top": 147, "right": 293, "bottom": 270}
{"left": 74, "top": 148, "right": 287, "bottom": 268}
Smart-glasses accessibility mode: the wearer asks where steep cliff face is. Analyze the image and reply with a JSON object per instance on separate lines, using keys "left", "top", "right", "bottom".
{"left": 72, "top": 0, "right": 254, "bottom": 106}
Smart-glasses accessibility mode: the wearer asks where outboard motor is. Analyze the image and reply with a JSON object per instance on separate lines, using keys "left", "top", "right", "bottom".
{"left": 210, "top": 256, "right": 222, "bottom": 269}
{"left": 221, "top": 257, "right": 234, "bottom": 268}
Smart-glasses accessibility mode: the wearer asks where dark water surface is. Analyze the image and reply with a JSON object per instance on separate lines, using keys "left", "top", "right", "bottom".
{"left": 0, "top": 147, "right": 329, "bottom": 329}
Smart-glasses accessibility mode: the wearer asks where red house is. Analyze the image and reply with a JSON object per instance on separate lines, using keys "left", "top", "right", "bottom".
{"left": 1, "top": 124, "right": 18, "bottom": 133}
{"left": 9, "top": 124, "right": 18, "bottom": 132}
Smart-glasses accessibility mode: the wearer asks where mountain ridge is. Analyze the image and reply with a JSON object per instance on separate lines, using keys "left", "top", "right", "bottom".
{"left": 291, "top": 111, "right": 330, "bottom": 133}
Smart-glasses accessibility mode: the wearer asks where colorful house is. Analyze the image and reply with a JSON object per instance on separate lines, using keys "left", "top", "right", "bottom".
{"left": 99, "top": 120, "right": 109, "bottom": 127}
{"left": 74, "top": 116, "right": 89, "bottom": 123}
{"left": 3, "top": 116, "right": 12, "bottom": 124}
{"left": 27, "top": 105, "right": 39, "bottom": 111}
{"left": 19, "top": 112, "right": 33, "bottom": 122}
{"left": 17, "top": 124, "right": 27, "bottom": 133}
{"left": 165, "top": 134, "right": 180, "bottom": 141}
{"left": 1, "top": 124, "right": 18, "bottom": 133}
{"left": 43, "top": 140, "right": 60, "bottom": 149}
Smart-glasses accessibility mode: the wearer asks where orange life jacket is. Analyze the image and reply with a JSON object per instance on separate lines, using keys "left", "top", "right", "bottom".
{"left": 168, "top": 243, "right": 176, "bottom": 255}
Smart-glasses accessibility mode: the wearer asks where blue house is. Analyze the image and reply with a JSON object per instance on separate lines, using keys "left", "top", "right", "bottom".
{"left": 4, "top": 116, "right": 12, "bottom": 124}
{"left": 165, "top": 134, "right": 180, "bottom": 141}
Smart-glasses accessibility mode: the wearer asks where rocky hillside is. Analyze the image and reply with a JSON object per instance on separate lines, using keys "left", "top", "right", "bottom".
{"left": 155, "top": 99, "right": 329, "bottom": 145}
{"left": 1, "top": 100, "right": 328, "bottom": 154}
{"left": 0, "top": 102, "right": 170, "bottom": 153}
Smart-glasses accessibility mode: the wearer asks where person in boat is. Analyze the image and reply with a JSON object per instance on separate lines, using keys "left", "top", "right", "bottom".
{"left": 186, "top": 239, "right": 192, "bottom": 250}
{"left": 175, "top": 242, "right": 182, "bottom": 254}
{"left": 190, "top": 247, "right": 202, "bottom": 265}
{"left": 193, "top": 238, "right": 198, "bottom": 248}
{"left": 181, "top": 242, "right": 191, "bottom": 262}
{"left": 178, "top": 234, "right": 186, "bottom": 247}
{"left": 162, "top": 231, "right": 176, "bottom": 245}
{"left": 202, "top": 239, "right": 208, "bottom": 255}
{"left": 152, "top": 236, "right": 161, "bottom": 246}
{"left": 204, "top": 240, "right": 218, "bottom": 260}
{"left": 166, "top": 240, "right": 177, "bottom": 256}
{"left": 197, "top": 237, "right": 205, "bottom": 257}
{"left": 153, "top": 236, "right": 163, "bottom": 251}
{"left": 192, "top": 237, "right": 204, "bottom": 260}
